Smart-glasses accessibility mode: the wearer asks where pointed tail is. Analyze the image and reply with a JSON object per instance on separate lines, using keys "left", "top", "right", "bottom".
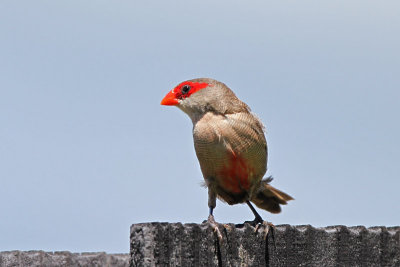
{"left": 250, "top": 177, "right": 294, "bottom": 214}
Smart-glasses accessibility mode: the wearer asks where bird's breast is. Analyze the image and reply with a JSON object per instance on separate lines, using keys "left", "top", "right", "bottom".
{"left": 216, "top": 152, "right": 255, "bottom": 193}
{"left": 193, "top": 112, "right": 267, "bottom": 201}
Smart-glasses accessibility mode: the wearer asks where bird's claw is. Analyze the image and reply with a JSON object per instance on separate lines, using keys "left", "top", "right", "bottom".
{"left": 255, "top": 220, "right": 274, "bottom": 240}
{"left": 244, "top": 216, "right": 274, "bottom": 240}
{"left": 207, "top": 214, "right": 223, "bottom": 241}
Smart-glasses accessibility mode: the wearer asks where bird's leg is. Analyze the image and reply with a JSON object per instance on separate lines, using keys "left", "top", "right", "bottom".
{"left": 245, "top": 201, "right": 275, "bottom": 239}
{"left": 207, "top": 207, "right": 223, "bottom": 240}
{"left": 246, "top": 200, "right": 263, "bottom": 225}
{"left": 206, "top": 189, "right": 223, "bottom": 240}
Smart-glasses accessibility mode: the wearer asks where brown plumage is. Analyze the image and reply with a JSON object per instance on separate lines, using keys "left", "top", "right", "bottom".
{"left": 161, "top": 78, "right": 293, "bottom": 225}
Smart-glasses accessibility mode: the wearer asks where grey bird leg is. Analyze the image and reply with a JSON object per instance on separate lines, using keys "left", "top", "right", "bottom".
{"left": 206, "top": 189, "right": 223, "bottom": 240}
{"left": 246, "top": 200, "right": 263, "bottom": 224}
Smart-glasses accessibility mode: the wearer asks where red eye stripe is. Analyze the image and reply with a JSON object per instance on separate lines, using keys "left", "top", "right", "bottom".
{"left": 173, "top": 81, "right": 210, "bottom": 100}
{"left": 161, "top": 81, "right": 212, "bottom": 106}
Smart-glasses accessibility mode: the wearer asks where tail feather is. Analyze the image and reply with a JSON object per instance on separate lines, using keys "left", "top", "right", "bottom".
{"left": 251, "top": 177, "right": 294, "bottom": 214}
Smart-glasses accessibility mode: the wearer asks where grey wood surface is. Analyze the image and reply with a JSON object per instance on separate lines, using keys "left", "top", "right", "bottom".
{"left": 130, "top": 223, "right": 400, "bottom": 267}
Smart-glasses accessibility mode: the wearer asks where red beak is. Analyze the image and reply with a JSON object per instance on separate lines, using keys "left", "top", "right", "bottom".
{"left": 160, "top": 90, "right": 179, "bottom": 106}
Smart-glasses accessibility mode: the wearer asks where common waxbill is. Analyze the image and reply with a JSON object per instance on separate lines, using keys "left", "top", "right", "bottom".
{"left": 161, "top": 78, "right": 293, "bottom": 236}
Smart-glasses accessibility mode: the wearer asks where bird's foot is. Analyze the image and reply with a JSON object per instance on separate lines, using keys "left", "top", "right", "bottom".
{"left": 255, "top": 220, "right": 275, "bottom": 240}
{"left": 244, "top": 216, "right": 275, "bottom": 240}
{"left": 205, "top": 214, "right": 223, "bottom": 241}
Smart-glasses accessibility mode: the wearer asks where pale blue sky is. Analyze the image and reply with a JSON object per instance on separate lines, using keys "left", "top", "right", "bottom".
{"left": 1, "top": 1, "right": 399, "bottom": 253}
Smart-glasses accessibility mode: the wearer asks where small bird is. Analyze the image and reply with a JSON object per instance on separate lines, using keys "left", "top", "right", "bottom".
{"left": 161, "top": 78, "right": 293, "bottom": 238}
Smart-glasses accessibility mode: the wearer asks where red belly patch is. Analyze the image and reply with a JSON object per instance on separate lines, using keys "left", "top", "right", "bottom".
{"left": 218, "top": 153, "right": 253, "bottom": 193}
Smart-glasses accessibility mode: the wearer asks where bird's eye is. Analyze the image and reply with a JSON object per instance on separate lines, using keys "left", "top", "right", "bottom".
{"left": 181, "top": 85, "right": 191, "bottom": 94}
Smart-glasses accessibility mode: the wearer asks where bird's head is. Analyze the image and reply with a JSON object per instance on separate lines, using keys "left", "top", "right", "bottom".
{"left": 161, "top": 78, "right": 250, "bottom": 122}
